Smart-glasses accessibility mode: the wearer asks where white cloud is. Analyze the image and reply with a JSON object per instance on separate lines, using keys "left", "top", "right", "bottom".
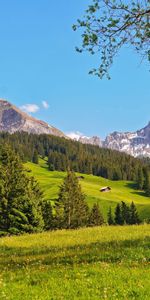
{"left": 20, "top": 104, "right": 40, "bottom": 113}
{"left": 42, "top": 100, "right": 49, "bottom": 109}
{"left": 66, "top": 131, "right": 83, "bottom": 141}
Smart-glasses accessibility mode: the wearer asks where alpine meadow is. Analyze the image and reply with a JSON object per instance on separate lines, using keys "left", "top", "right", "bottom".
{"left": 0, "top": 0, "right": 150, "bottom": 299}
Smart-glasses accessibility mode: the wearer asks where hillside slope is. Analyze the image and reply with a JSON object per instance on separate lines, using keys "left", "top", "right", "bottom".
{"left": 25, "top": 159, "right": 150, "bottom": 220}
{"left": 0, "top": 99, "right": 65, "bottom": 136}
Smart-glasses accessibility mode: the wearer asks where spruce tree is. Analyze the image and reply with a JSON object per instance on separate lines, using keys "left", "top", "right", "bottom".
{"left": 137, "top": 167, "right": 144, "bottom": 190}
{"left": 0, "top": 145, "right": 44, "bottom": 235}
{"left": 55, "top": 170, "right": 89, "bottom": 229}
{"left": 107, "top": 207, "right": 114, "bottom": 225}
{"left": 32, "top": 149, "right": 39, "bottom": 164}
{"left": 89, "top": 203, "right": 104, "bottom": 227}
{"left": 54, "top": 196, "right": 65, "bottom": 229}
{"left": 144, "top": 169, "right": 150, "bottom": 197}
{"left": 121, "top": 201, "right": 130, "bottom": 225}
{"left": 114, "top": 203, "right": 123, "bottom": 225}
{"left": 42, "top": 200, "right": 53, "bottom": 230}
{"left": 129, "top": 202, "right": 140, "bottom": 225}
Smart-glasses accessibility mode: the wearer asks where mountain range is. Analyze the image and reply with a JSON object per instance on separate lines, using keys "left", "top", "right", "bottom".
{"left": 68, "top": 124, "right": 150, "bottom": 158}
{"left": 0, "top": 99, "right": 150, "bottom": 158}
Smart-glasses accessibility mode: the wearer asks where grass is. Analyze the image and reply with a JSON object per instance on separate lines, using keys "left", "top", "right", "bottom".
{"left": 1, "top": 159, "right": 150, "bottom": 299}
{"left": 25, "top": 159, "right": 150, "bottom": 220}
{"left": 0, "top": 225, "right": 150, "bottom": 299}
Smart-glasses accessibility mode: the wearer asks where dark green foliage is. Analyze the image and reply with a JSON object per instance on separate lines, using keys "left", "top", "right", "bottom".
{"left": 144, "top": 168, "right": 150, "bottom": 196}
{"left": 114, "top": 201, "right": 140, "bottom": 225}
{"left": 54, "top": 170, "right": 89, "bottom": 229}
{"left": 48, "top": 151, "right": 67, "bottom": 171}
{"left": 121, "top": 201, "right": 130, "bottom": 225}
{"left": 73, "top": 0, "right": 150, "bottom": 78}
{"left": 42, "top": 200, "right": 53, "bottom": 230}
{"left": 0, "top": 132, "right": 146, "bottom": 183}
{"left": 114, "top": 204, "right": 123, "bottom": 225}
{"left": 136, "top": 166, "right": 150, "bottom": 195}
{"left": 129, "top": 202, "right": 140, "bottom": 225}
{"left": 0, "top": 145, "right": 44, "bottom": 235}
{"left": 32, "top": 149, "right": 39, "bottom": 164}
{"left": 89, "top": 203, "right": 104, "bottom": 226}
{"left": 137, "top": 167, "right": 144, "bottom": 190}
{"left": 107, "top": 207, "right": 114, "bottom": 225}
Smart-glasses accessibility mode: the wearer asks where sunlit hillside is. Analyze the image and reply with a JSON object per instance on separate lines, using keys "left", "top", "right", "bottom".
{"left": 25, "top": 159, "right": 150, "bottom": 220}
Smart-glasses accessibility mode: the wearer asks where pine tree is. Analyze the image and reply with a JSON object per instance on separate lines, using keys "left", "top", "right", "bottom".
{"left": 121, "top": 201, "right": 130, "bottom": 225}
{"left": 54, "top": 197, "right": 65, "bottom": 229}
{"left": 137, "top": 167, "right": 144, "bottom": 190}
{"left": 0, "top": 145, "right": 44, "bottom": 235}
{"left": 129, "top": 202, "right": 140, "bottom": 225}
{"left": 89, "top": 203, "right": 104, "bottom": 227}
{"left": 144, "top": 169, "right": 150, "bottom": 197}
{"left": 42, "top": 200, "right": 53, "bottom": 230}
{"left": 107, "top": 207, "right": 114, "bottom": 225}
{"left": 114, "top": 204, "right": 123, "bottom": 225}
{"left": 54, "top": 170, "right": 89, "bottom": 229}
{"left": 32, "top": 149, "right": 39, "bottom": 164}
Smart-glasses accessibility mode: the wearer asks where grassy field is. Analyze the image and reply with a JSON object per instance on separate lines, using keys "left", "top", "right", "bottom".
{"left": 0, "top": 225, "right": 150, "bottom": 299}
{"left": 25, "top": 159, "right": 150, "bottom": 220}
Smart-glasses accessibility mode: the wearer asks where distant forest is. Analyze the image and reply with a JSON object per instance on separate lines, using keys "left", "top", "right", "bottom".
{"left": 0, "top": 132, "right": 149, "bottom": 183}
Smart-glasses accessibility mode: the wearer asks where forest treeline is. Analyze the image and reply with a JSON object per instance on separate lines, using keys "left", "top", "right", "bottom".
{"left": 0, "top": 132, "right": 150, "bottom": 195}
{"left": 0, "top": 145, "right": 141, "bottom": 236}
{"left": 0, "top": 132, "right": 149, "bottom": 183}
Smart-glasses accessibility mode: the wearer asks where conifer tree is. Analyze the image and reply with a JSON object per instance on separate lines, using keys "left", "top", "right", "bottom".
{"left": 55, "top": 170, "right": 89, "bottom": 229}
{"left": 137, "top": 167, "right": 144, "bottom": 190}
{"left": 32, "top": 149, "right": 39, "bottom": 164}
{"left": 89, "top": 203, "right": 104, "bottom": 226}
{"left": 42, "top": 200, "right": 53, "bottom": 230}
{"left": 144, "top": 169, "right": 150, "bottom": 196}
{"left": 121, "top": 201, "right": 130, "bottom": 225}
{"left": 54, "top": 196, "right": 65, "bottom": 229}
{"left": 129, "top": 202, "right": 140, "bottom": 225}
{"left": 107, "top": 207, "right": 114, "bottom": 225}
{"left": 0, "top": 145, "right": 44, "bottom": 235}
{"left": 114, "top": 203, "right": 123, "bottom": 225}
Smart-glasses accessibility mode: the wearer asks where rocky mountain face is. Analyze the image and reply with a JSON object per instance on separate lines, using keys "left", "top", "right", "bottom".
{"left": 79, "top": 135, "right": 102, "bottom": 147}
{"left": 104, "top": 123, "right": 150, "bottom": 158}
{"left": 66, "top": 132, "right": 102, "bottom": 147}
{"left": 0, "top": 99, "right": 65, "bottom": 137}
{"left": 68, "top": 123, "right": 150, "bottom": 158}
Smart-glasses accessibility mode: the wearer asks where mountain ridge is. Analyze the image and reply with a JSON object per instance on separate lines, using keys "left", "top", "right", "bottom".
{"left": 103, "top": 122, "right": 150, "bottom": 157}
{"left": 1, "top": 99, "right": 150, "bottom": 157}
{"left": 67, "top": 124, "right": 150, "bottom": 158}
{"left": 0, "top": 99, "right": 65, "bottom": 137}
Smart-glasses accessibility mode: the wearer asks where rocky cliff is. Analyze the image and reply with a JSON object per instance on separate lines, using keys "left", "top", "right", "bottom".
{"left": 0, "top": 99, "right": 65, "bottom": 137}
{"left": 68, "top": 123, "right": 150, "bottom": 158}
{"left": 104, "top": 123, "right": 150, "bottom": 157}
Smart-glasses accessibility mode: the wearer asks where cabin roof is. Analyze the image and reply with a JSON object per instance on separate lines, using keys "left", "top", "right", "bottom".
{"left": 100, "top": 186, "right": 111, "bottom": 191}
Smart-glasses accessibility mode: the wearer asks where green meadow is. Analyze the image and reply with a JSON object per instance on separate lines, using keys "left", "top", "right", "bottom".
{"left": 1, "top": 160, "right": 150, "bottom": 299}
{"left": 25, "top": 159, "right": 150, "bottom": 220}
{"left": 0, "top": 225, "right": 150, "bottom": 300}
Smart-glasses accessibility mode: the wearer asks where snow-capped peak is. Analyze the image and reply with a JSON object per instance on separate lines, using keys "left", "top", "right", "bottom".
{"left": 66, "top": 131, "right": 83, "bottom": 141}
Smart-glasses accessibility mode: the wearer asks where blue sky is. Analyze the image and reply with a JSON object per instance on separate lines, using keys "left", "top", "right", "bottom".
{"left": 0, "top": 0, "right": 149, "bottom": 138}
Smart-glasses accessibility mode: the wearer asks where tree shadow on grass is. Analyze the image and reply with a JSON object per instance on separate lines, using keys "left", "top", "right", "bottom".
{"left": 1, "top": 236, "right": 150, "bottom": 271}
{"left": 125, "top": 182, "right": 147, "bottom": 197}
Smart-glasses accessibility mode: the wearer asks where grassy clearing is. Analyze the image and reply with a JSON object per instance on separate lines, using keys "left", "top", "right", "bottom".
{"left": 0, "top": 225, "right": 150, "bottom": 299}
{"left": 25, "top": 159, "right": 150, "bottom": 220}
